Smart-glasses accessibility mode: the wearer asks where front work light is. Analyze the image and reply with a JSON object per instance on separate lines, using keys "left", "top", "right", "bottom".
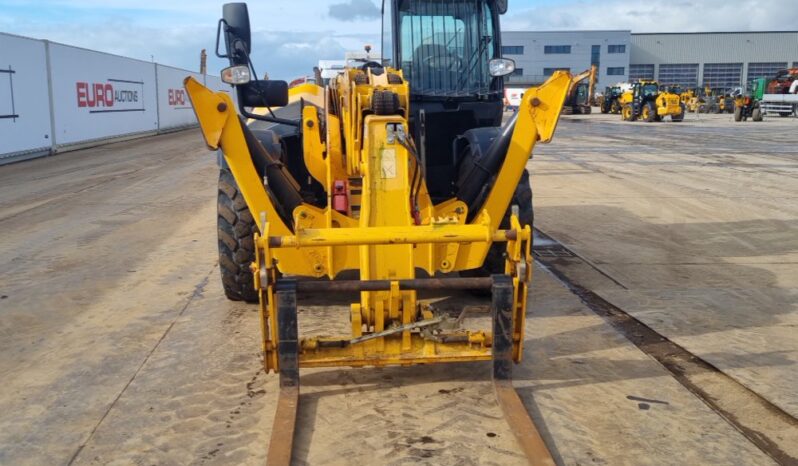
{"left": 489, "top": 58, "right": 516, "bottom": 77}
{"left": 221, "top": 65, "right": 252, "bottom": 85}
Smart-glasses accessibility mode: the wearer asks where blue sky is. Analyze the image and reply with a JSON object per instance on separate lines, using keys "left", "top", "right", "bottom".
{"left": 1, "top": 0, "right": 796, "bottom": 80}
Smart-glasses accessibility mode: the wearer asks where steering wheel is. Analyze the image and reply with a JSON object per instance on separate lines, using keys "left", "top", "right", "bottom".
{"left": 422, "top": 53, "right": 462, "bottom": 72}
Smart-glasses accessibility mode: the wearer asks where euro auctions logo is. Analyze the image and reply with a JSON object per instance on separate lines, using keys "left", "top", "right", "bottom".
{"left": 76, "top": 78, "right": 145, "bottom": 113}
{"left": 167, "top": 88, "right": 191, "bottom": 109}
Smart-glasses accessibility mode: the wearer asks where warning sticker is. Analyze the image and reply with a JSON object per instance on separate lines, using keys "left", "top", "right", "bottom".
{"left": 381, "top": 148, "right": 396, "bottom": 179}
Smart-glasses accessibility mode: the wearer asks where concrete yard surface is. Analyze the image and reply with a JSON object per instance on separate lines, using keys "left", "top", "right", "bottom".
{"left": 0, "top": 112, "right": 795, "bottom": 465}
{"left": 534, "top": 112, "right": 798, "bottom": 420}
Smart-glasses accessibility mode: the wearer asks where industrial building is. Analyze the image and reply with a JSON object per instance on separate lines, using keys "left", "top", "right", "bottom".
{"left": 501, "top": 30, "right": 631, "bottom": 87}
{"left": 630, "top": 32, "right": 798, "bottom": 91}
{"left": 502, "top": 30, "right": 798, "bottom": 91}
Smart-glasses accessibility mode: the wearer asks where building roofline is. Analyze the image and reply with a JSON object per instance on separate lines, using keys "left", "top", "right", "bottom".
{"left": 501, "top": 30, "right": 798, "bottom": 35}
{"left": 503, "top": 30, "right": 631, "bottom": 34}
{"left": 631, "top": 31, "right": 798, "bottom": 35}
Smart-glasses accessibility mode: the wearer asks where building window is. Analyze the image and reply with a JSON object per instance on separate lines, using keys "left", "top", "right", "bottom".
{"left": 544, "top": 45, "right": 571, "bottom": 54}
{"left": 607, "top": 67, "right": 625, "bottom": 76}
{"left": 629, "top": 64, "right": 655, "bottom": 81}
{"left": 591, "top": 45, "right": 600, "bottom": 68}
{"left": 543, "top": 67, "right": 570, "bottom": 76}
{"left": 502, "top": 46, "right": 524, "bottom": 55}
{"left": 608, "top": 44, "right": 626, "bottom": 54}
{"left": 511, "top": 68, "right": 523, "bottom": 76}
{"left": 747, "top": 62, "right": 787, "bottom": 82}
{"left": 658, "top": 63, "right": 699, "bottom": 87}
{"left": 703, "top": 63, "right": 743, "bottom": 91}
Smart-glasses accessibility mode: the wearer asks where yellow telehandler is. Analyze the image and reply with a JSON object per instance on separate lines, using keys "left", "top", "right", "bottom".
{"left": 620, "top": 80, "right": 685, "bottom": 122}
{"left": 680, "top": 88, "right": 707, "bottom": 113}
{"left": 185, "top": 2, "right": 570, "bottom": 464}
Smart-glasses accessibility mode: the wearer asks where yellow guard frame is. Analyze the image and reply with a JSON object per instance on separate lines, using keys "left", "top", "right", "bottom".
{"left": 184, "top": 71, "right": 571, "bottom": 372}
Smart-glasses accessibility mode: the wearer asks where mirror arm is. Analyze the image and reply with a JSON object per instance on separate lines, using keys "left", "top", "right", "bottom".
{"left": 228, "top": 43, "right": 294, "bottom": 125}
{"left": 215, "top": 19, "right": 229, "bottom": 59}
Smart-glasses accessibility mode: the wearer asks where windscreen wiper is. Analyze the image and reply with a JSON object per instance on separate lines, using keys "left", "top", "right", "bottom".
{"left": 457, "top": 35, "right": 491, "bottom": 90}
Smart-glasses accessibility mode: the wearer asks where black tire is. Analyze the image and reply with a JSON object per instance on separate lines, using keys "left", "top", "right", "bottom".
{"left": 622, "top": 104, "right": 635, "bottom": 121}
{"left": 387, "top": 73, "right": 403, "bottom": 84}
{"left": 218, "top": 168, "right": 259, "bottom": 303}
{"left": 644, "top": 102, "right": 656, "bottom": 122}
{"left": 734, "top": 106, "right": 743, "bottom": 122}
{"left": 672, "top": 103, "right": 685, "bottom": 122}
{"left": 353, "top": 72, "right": 368, "bottom": 85}
{"left": 461, "top": 169, "right": 534, "bottom": 280}
{"left": 372, "top": 90, "right": 400, "bottom": 115}
{"left": 753, "top": 107, "right": 763, "bottom": 122}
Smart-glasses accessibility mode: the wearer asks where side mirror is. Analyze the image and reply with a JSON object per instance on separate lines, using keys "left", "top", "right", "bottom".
{"left": 495, "top": 0, "right": 508, "bottom": 14}
{"left": 221, "top": 3, "right": 251, "bottom": 64}
{"left": 240, "top": 80, "right": 289, "bottom": 108}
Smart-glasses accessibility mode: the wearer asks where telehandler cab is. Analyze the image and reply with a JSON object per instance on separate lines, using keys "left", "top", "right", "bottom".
{"left": 185, "top": 2, "right": 570, "bottom": 463}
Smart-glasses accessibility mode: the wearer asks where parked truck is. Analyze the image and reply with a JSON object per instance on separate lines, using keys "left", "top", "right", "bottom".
{"left": 735, "top": 69, "right": 798, "bottom": 122}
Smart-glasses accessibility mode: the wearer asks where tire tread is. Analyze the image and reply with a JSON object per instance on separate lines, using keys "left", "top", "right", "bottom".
{"left": 217, "top": 168, "right": 259, "bottom": 303}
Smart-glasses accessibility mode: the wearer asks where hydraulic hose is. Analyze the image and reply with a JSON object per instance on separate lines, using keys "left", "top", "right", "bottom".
{"left": 239, "top": 117, "right": 304, "bottom": 230}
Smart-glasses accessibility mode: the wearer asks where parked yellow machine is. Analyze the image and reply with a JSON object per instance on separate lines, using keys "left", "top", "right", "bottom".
{"left": 563, "top": 65, "right": 597, "bottom": 114}
{"left": 620, "top": 80, "right": 685, "bottom": 122}
{"left": 185, "top": 2, "right": 569, "bottom": 464}
{"left": 680, "top": 88, "right": 707, "bottom": 113}
{"left": 713, "top": 92, "right": 736, "bottom": 114}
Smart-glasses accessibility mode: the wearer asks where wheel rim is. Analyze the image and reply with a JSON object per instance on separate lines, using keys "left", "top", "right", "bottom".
{"left": 642, "top": 107, "right": 650, "bottom": 120}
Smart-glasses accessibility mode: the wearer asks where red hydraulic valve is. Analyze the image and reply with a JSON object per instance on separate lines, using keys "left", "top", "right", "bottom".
{"left": 332, "top": 180, "right": 349, "bottom": 215}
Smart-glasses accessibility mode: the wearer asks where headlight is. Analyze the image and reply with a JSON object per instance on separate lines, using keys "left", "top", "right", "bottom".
{"left": 221, "top": 65, "right": 252, "bottom": 85}
{"left": 489, "top": 58, "right": 516, "bottom": 77}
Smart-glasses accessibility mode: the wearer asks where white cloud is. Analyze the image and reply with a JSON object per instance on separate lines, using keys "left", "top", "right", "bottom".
{"left": 0, "top": 1, "right": 381, "bottom": 80}
{"left": 503, "top": 0, "right": 798, "bottom": 32}
{"left": 328, "top": 0, "right": 381, "bottom": 21}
